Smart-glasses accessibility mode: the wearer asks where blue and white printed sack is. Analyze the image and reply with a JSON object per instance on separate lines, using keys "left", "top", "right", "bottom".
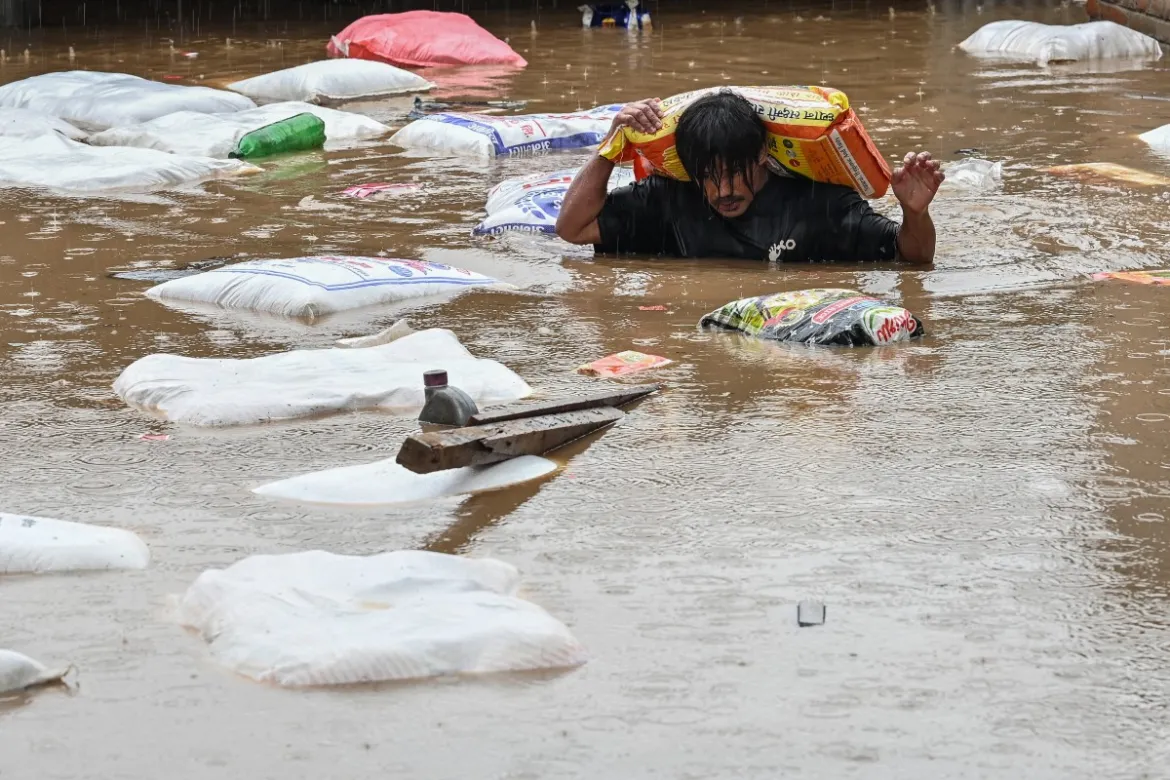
{"left": 145, "top": 256, "right": 497, "bottom": 319}
{"left": 474, "top": 166, "right": 635, "bottom": 236}
{"left": 389, "top": 105, "right": 622, "bottom": 157}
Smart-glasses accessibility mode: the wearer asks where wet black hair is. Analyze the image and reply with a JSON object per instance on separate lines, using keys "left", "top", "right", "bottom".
{"left": 675, "top": 90, "right": 767, "bottom": 190}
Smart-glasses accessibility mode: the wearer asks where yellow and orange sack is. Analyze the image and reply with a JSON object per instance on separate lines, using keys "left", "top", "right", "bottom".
{"left": 598, "top": 85, "right": 891, "bottom": 198}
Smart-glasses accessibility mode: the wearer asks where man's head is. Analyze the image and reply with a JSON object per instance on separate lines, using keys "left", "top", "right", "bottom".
{"left": 675, "top": 90, "right": 770, "bottom": 218}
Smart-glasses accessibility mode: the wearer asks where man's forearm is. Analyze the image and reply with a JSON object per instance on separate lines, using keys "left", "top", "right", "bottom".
{"left": 555, "top": 154, "right": 615, "bottom": 245}
{"left": 897, "top": 208, "right": 936, "bottom": 265}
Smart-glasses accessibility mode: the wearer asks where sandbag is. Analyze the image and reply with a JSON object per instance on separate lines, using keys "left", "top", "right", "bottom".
{"left": 941, "top": 158, "right": 1003, "bottom": 193}
{"left": 0, "top": 107, "right": 86, "bottom": 140}
{"left": 475, "top": 166, "right": 635, "bottom": 236}
{"left": 176, "top": 550, "right": 586, "bottom": 686}
{"left": 1092, "top": 269, "right": 1170, "bottom": 285}
{"left": 145, "top": 256, "right": 497, "bottom": 319}
{"left": 255, "top": 454, "right": 556, "bottom": 506}
{"left": 699, "top": 288, "right": 924, "bottom": 346}
{"left": 0, "top": 135, "right": 259, "bottom": 192}
{"left": 0, "top": 70, "right": 255, "bottom": 132}
{"left": 0, "top": 650, "right": 70, "bottom": 694}
{"left": 228, "top": 59, "right": 434, "bottom": 104}
{"left": 113, "top": 328, "right": 532, "bottom": 427}
{"left": 959, "top": 21, "right": 1163, "bottom": 65}
{"left": 1140, "top": 124, "right": 1170, "bottom": 154}
{"left": 90, "top": 102, "right": 388, "bottom": 159}
{"left": 0, "top": 512, "right": 150, "bottom": 574}
{"left": 327, "top": 11, "right": 527, "bottom": 68}
{"left": 599, "top": 86, "right": 891, "bottom": 198}
{"left": 391, "top": 105, "right": 621, "bottom": 157}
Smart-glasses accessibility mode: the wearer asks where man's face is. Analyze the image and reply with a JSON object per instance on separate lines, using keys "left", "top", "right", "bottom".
{"left": 700, "top": 157, "right": 768, "bottom": 218}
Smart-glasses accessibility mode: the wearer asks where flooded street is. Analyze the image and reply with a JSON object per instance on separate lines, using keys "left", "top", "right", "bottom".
{"left": 3, "top": 1, "right": 1170, "bottom": 777}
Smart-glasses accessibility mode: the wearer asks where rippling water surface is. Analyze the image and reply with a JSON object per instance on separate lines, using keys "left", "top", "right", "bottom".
{"left": 2, "top": 2, "right": 1170, "bottom": 777}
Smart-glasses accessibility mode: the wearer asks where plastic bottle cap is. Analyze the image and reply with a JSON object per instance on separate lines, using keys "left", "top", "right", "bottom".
{"left": 423, "top": 370, "right": 448, "bottom": 388}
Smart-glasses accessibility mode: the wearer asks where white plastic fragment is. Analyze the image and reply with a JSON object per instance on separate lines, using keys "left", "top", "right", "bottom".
{"left": 941, "top": 158, "right": 1003, "bottom": 193}
{"left": 89, "top": 102, "right": 389, "bottom": 158}
{"left": 0, "top": 70, "right": 255, "bottom": 131}
{"left": 1140, "top": 124, "right": 1170, "bottom": 154}
{"left": 228, "top": 59, "right": 434, "bottom": 104}
{"left": 476, "top": 166, "right": 635, "bottom": 236}
{"left": 335, "top": 318, "right": 414, "bottom": 348}
{"left": 255, "top": 454, "right": 557, "bottom": 506}
{"left": 0, "top": 650, "right": 70, "bottom": 694}
{"left": 0, "top": 513, "right": 150, "bottom": 574}
{"left": 176, "top": 550, "right": 587, "bottom": 686}
{"left": 144, "top": 256, "right": 497, "bottom": 319}
{"left": 389, "top": 105, "right": 622, "bottom": 157}
{"left": 0, "top": 107, "right": 87, "bottom": 140}
{"left": 959, "top": 20, "right": 1163, "bottom": 66}
{"left": 0, "top": 135, "right": 259, "bottom": 192}
{"left": 113, "top": 328, "right": 532, "bottom": 427}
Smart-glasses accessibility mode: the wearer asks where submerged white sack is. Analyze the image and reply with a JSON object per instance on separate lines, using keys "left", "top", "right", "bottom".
{"left": 145, "top": 256, "right": 496, "bottom": 319}
{"left": 1140, "top": 124, "right": 1170, "bottom": 154}
{"left": 113, "top": 328, "right": 532, "bottom": 427}
{"left": 941, "top": 158, "right": 1003, "bottom": 193}
{"left": 476, "top": 166, "right": 635, "bottom": 236}
{"left": 177, "top": 550, "right": 586, "bottom": 686}
{"left": 0, "top": 107, "right": 86, "bottom": 140}
{"left": 89, "top": 102, "right": 388, "bottom": 158}
{"left": 390, "top": 105, "right": 622, "bottom": 156}
{"left": 959, "top": 21, "right": 1163, "bottom": 65}
{"left": 0, "top": 650, "right": 70, "bottom": 694}
{"left": 255, "top": 454, "right": 557, "bottom": 506}
{"left": 0, "top": 512, "right": 150, "bottom": 574}
{"left": 0, "top": 70, "right": 255, "bottom": 132}
{"left": 0, "top": 135, "right": 258, "bottom": 192}
{"left": 229, "top": 59, "right": 434, "bottom": 104}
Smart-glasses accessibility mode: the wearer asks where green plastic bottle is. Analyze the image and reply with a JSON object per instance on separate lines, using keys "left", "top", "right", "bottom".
{"left": 230, "top": 113, "right": 326, "bottom": 159}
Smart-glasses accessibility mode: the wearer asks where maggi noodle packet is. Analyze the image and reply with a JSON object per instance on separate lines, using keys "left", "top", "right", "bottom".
{"left": 598, "top": 86, "right": 891, "bottom": 198}
{"left": 699, "top": 288, "right": 923, "bottom": 346}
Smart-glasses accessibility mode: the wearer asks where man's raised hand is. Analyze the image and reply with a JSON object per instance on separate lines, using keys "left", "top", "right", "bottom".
{"left": 892, "top": 151, "right": 945, "bottom": 216}
{"left": 611, "top": 99, "right": 664, "bottom": 135}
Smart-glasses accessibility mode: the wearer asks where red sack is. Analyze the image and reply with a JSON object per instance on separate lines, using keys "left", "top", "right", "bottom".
{"left": 326, "top": 11, "right": 528, "bottom": 69}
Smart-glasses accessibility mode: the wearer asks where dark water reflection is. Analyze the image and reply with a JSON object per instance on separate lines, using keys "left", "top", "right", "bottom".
{"left": 1, "top": 2, "right": 1169, "bottom": 777}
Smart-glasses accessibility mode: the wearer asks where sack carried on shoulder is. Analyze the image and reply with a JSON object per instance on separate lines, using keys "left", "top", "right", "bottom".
{"left": 599, "top": 85, "right": 890, "bottom": 198}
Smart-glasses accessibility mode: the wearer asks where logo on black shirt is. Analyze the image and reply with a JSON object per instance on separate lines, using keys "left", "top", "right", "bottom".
{"left": 768, "top": 239, "right": 797, "bottom": 261}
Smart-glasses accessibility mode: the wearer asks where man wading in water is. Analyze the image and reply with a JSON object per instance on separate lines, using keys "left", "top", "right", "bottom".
{"left": 556, "top": 91, "right": 944, "bottom": 264}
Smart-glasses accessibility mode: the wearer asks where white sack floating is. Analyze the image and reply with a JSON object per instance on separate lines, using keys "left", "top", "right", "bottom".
{"left": 90, "top": 102, "right": 389, "bottom": 158}
{"left": 113, "top": 328, "right": 532, "bottom": 427}
{"left": 0, "top": 70, "right": 255, "bottom": 131}
{"left": 254, "top": 454, "right": 557, "bottom": 506}
{"left": 176, "top": 550, "right": 587, "bottom": 686}
{"left": 228, "top": 59, "right": 434, "bottom": 104}
{"left": 959, "top": 20, "right": 1163, "bottom": 66}
{"left": 0, "top": 512, "right": 150, "bottom": 574}
{"left": 143, "top": 256, "right": 496, "bottom": 319}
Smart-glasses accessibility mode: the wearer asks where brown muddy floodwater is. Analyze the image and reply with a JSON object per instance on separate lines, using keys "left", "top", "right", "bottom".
{"left": 2, "top": 2, "right": 1170, "bottom": 778}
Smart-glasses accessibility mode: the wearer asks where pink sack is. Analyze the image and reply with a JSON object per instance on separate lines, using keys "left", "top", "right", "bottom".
{"left": 327, "top": 11, "right": 528, "bottom": 69}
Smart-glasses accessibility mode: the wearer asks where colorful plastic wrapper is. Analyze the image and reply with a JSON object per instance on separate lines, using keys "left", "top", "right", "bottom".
{"left": 577, "top": 350, "right": 672, "bottom": 377}
{"left": 599, "top": 85, "right": 890, "bottom": 198}
{"left": 341, "top": 182, "right": 423, "bottom": 199}
{"left": 1092, "top": 269, "right": 1170, "bottom": 286}
{"left": 699, "top": 288, "right": 924, "bottom": 346}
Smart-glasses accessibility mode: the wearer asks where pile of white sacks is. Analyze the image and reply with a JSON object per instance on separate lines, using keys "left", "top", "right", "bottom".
{"left": 0, "top": 57, "right": 635, "bottom": 192}
{"left": 0, "top": 60, "right": 428, "bottom": 191}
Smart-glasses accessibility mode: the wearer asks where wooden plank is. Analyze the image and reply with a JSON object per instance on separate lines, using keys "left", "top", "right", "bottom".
{"left": 467, "top": 384, "right": 661, "bottom": 426}
{"left": 396, "top": 407, "right": 625, "bottom": 474}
